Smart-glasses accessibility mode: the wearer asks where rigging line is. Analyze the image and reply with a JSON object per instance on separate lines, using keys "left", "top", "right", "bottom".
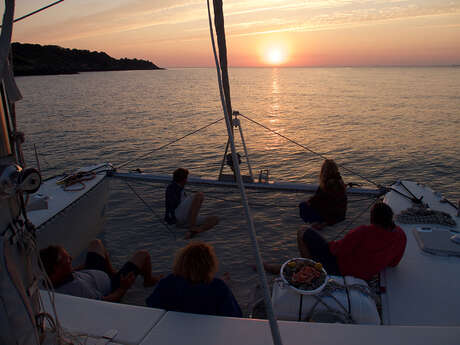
{"left": 332, "top": 196, "right": 380, "bottom": 241}
{"left": 208, "top": 1, "right": 283, "bottom": 345}
{"left": 123, "top": 179, "right": 176, "bottom": 240}
{"left": 117, "top": 117, "right": 224, "bottom": 170}
{"left": 398, "top": 181, "right": 422, "bottom": 204}
{"left": 387, "top": 186, "right": 421, "bottom": 205}
{"left": 12, "top": 0, "right": 65, "bottom": 24}
{"left": 238, "top": 112, "right": 381, "bottom": 188}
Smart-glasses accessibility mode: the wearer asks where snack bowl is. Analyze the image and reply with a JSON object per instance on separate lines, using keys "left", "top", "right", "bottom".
{"left": 280, "top": 258, "right": 328, "bottom": 295}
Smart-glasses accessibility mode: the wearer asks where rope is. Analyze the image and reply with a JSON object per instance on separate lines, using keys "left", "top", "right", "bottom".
{"left": 12, "top": 0, "right": 65, "bottom": 24}
{"left": 117, "top": 117, "right": 224, "bottom": 170}
{"left": 332, "top": 196, "right": 380, "bottom": 241}
{"left": 123, "top": 180, "right": 176, "bottom": 240}
{"left": 56, "top": 171, "right": 96, "bottom": 191}
{"left": 208, "top": 1, "right": 283, "bottom": 345}
{"left": 238, "top": 112, "right": 382, "bottom": 188}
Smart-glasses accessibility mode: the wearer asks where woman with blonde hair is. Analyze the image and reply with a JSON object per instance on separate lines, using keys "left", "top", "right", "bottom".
{"left": 146, "top": 242, "right": 242, "bottom": 317}
{"left": 299, "top": 159, "right": 347, "bottom": 229}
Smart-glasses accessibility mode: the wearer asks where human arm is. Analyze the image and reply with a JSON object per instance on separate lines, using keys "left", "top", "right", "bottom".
{"left": 102, "top": 272, "right": 135, "bottom": 302}
{"left": 329, "top": 225, "right": 366, "bottom": 257}
{"left": 388, "top": 227, "right": 407, "bottom": 267}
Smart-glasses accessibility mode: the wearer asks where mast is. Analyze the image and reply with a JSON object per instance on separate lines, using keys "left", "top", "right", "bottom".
{"left": 208, "top": 1, "right": 284, "bottom": 344}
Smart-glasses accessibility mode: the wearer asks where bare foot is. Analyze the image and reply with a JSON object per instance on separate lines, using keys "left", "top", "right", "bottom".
{"left": 263, "top": 262, "right": 281, "bottom": 275}
{"left": 184, "top": 225, "right": 204, "bottom": 239}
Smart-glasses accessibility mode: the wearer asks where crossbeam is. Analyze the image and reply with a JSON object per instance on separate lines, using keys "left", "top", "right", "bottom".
{"left": 110, "top": 172, "right": 383, "bottom": 196}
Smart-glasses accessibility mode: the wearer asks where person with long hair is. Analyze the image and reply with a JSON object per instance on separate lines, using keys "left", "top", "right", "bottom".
{"left": 146, "top": 242, "right": 242, "bottom": 317}
{"left": 299, "top": 159, "right": 347, "bottom": 229}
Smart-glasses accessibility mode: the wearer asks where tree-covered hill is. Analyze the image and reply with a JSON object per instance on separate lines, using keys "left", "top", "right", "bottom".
{"left": 12, "top": 43, "right": 163, "bottom": 76}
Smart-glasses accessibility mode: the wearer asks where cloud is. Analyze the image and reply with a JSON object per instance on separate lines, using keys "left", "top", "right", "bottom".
{"left": 220, "top": 1, "right": 460, "bottom": 37}
{"left": 12, "top": 0, "right": 460, "bottom": 46}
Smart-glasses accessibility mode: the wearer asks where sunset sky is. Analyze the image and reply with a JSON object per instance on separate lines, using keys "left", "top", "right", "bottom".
{"left": 10, "top": 0, "right": 460, "bottom": 68}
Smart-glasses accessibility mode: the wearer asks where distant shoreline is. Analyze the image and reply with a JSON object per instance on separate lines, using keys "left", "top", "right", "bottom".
{"left": 12, "top": 42, "right": 164, "bottom": 77}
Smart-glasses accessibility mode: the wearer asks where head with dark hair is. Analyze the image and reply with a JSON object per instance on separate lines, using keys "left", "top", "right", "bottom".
{"left": 173, "top": 168, "right": 189, "bottom": 184}
{"left": 319, "top": 159, "right": 345, "bottom": 192}
{"left": 39, "top": 245, "right": 73, "bottom": 284}
{"left": 370, "top": 202, "right": 395, "bottom": 229}
{"left": 40, "top": 245, "right": 61, "bottom": 277}
{"left": 173, "top": 242, "right": 218, "bottom": 284}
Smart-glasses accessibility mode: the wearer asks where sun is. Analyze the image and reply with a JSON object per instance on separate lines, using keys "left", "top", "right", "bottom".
{"left": 264, "top": 47, "right": 287, "bottom": 65}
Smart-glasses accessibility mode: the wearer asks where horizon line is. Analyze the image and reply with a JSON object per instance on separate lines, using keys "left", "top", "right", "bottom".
{"left": 163, "top": 64, "right": 460, "bottom": 69}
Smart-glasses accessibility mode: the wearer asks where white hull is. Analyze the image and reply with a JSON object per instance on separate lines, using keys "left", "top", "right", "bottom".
{"left": 38, "top": 180, "right": 460, "bottom": 345}
{"left": 27, "top": 165, "right": 110, "bottom": 257}
{"left": 382, "top": 180, "right": 460, "bottom": 326}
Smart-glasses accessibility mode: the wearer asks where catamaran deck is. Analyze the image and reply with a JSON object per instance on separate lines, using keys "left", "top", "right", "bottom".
{"left": 40, "top": 180, "right": 460, "bottom": 344}
{"left": 382, "top": 181, "right": 460, "bottom": 326}
{"left": 42, "top": 291, "right": 460, "bottom": 345}
{"left": 27, "top": 164, "right": 110, "bottom": 256}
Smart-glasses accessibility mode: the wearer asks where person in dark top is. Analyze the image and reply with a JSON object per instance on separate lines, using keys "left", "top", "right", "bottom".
{"left": 299, "top": 159, "right": 347, "bottom": 229}
{"left": 265, "top": 202, "right": 407, "bottom": 281}
{"left": 164, "top": 168, "right": 219, "bottom": 239}
{"left": 146, "top": 242, "right": 242, "bottom": 317}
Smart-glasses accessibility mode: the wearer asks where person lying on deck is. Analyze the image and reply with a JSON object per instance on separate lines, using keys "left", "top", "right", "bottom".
{"left": 265, "top": 202, "right": 407, "bottom": 281}
{"left": 146, "top": 242, "right": 242, "bottom": 317}
{"left": 40, "top": 239, "right": 161, "bottom": 302}
{"left": 164, "top": 167, "right": 219, "bottom": 239}
{"left": 298, "top": 159, "right": 347, "bottom": 230}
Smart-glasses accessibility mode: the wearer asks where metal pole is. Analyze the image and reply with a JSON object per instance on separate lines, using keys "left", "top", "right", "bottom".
{"left": 234, "top": 113, "right": 254, "bottom": 181}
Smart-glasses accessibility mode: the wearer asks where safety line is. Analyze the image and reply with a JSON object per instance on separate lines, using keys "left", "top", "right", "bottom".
{"left": 13, "top": 0, "right": 65, "bottom": 24}
{"left": 123, "top": 179, "right": 176, "bottom": 240}
{"left": 239, "top": 112, "right": 381, "bottom": 188}
{"left": 332, "top": 196, "right": 380, "bottom": 241}
{"left": 117, "top": 117, "right": 224, "bottom": 169}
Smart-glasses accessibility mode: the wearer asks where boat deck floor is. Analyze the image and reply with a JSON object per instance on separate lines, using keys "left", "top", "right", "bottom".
{"left": 382, "top": 181, "right": 460, "bottom": 326}
{"left": 41, "top": 291, "right": 460, "bottom": 345}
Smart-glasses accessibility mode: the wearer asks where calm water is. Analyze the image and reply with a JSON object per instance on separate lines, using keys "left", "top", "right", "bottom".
{"left": 16, "top": 67, "right": 460, "bottom": 313}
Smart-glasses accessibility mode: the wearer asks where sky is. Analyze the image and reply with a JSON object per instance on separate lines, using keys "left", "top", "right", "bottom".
{"left": 9, "top": 0, "right": 460, "bottom": 67}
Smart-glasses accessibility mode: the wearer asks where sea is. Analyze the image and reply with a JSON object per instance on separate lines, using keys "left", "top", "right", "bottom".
{"left": 15, "top": 67, "right": 460, "bottom": 314}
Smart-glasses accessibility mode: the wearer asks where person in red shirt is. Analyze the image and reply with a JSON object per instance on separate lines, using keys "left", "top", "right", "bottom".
{"left": 296, "top": 202, "right": 407, "bottom": 281}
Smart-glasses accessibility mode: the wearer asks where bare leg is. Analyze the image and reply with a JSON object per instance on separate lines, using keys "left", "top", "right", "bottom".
{"left": 297, "top": 226, "right": 312, "bottom": 258}
{"left": 187, "top": 192, "right": 204, "bottom": 228}
{"left": 128, "top": 250, "right": 161, "bottom": 287}
{"left": 201, "top": 215, "right": 219, "bottom": 231}
{"left": 185, "top": 192, "right": 219, "bottom": 239}
{"left": 87, "top": 239, "right": 116, "bottom": 275}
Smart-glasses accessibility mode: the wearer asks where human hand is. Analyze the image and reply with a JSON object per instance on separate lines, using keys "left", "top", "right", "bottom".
{"left": 222, "top": 272, "right": 231, "bottom": 283}
{"left": 120, "top": 272, "right": 136, "bottom": 290}
{"left": 311, "top": 222, "right": 326, "bottom": 230}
